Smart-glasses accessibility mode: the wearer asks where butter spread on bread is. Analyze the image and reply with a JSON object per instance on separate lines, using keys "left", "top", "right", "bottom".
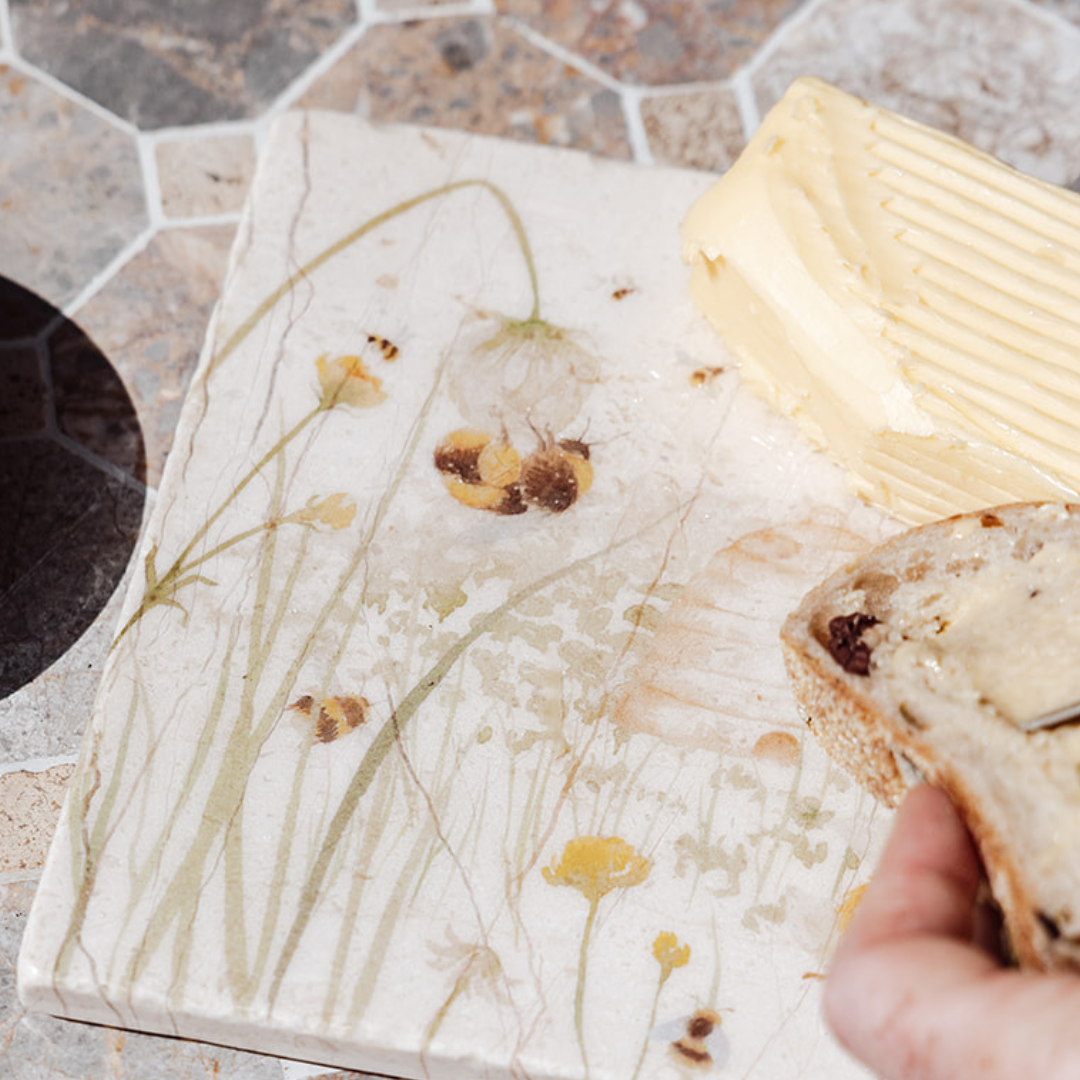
{"left": 782, "top": 502, "right": 1080, "bottom": 970}
{"left": 682, "top": 77, "right": 1080, "bottom": 524}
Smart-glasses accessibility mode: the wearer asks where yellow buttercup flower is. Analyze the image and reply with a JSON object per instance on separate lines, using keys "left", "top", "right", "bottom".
{"left": 316, "top": 354, "right": 386, "bottom": 410}
{"left": 542, "top": 835, "right": 651, "bottom": 904}
{"left": 652, "top": 931, "right": 690, "bottom": 979}
{"left": 545, "top": 836, "right": 652, "bottom": 1073}
{"left": 633, "top": 933, "right": 697, "bottom": 1080}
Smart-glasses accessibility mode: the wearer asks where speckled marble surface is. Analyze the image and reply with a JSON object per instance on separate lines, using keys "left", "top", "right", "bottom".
{"left": 4, "top": 1, "right": 1080, "bottom": 1077}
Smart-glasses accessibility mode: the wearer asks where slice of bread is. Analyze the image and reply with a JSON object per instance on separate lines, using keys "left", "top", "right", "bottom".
{"left": 781, "top": 501, "right": 1080, "bottom": 970}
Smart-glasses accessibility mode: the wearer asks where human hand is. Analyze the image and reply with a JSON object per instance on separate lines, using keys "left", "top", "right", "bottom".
{"left": 824, "top": 784, "right": 1080, "bottom": 1080}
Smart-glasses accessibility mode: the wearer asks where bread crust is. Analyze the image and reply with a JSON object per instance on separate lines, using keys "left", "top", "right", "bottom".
{"left": 781, "top": 501, "right": 1080, "bottom": 971}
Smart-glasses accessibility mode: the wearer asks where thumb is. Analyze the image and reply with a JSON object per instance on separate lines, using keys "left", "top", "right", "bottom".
{"left": 824, "top": 785, "right": 1080, "bottom": 1080}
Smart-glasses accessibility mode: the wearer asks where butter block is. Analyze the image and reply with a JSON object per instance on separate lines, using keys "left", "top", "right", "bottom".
{"left": 682, "top": 77, "right": 1080, "bottom": 523}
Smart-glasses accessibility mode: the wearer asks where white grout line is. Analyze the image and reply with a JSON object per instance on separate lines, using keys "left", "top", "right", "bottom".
{"left": 740, "top": 0, "right": 832, "bottom": 83}
{"left": 631, "top": 78, "right": 728, "bottom": 99}
{"left": 133, "top": 131, "right": 252, "bottom": 232}
{"left": 730, "top": 67, "right": 760, "bottom": 143}
{"left": 62, "top": 223, "right": 156, "bottom": 321}
{"left": 27, "top": 315, "right": 148, "bottom": 499}
{"left": 366, "top": 0, "right": 495, "bottom": 22}
{"left": 265, "top": 19, "right": 369, "bottom": 117}
{"left": 731, "top": 0, "right": 840, "bottom": 140}
{"left": 135, "top": 124, "right": 263, "bottom": 225}
{"left": 502, "top": 14, "right": 628, "bottom": 95}
{"left": 136, "top": 131, "right": 166, "bottom": 231}
{"left": 155, "top": 210, "right": 245, "bottom": 230}
{"left": 141, "top": 117, "right": 263, "bottom": 143}
{"left": 252, "top": 113, "right": 274, "bottom": 155}
{"left": 51, "top": 429, "right": 150, "bottom": 495}
{"left": 3, "top": 51, "right": 140, "bottom": 139}
{"left": 619, "top": 85, "right": 653, "bottom": 166}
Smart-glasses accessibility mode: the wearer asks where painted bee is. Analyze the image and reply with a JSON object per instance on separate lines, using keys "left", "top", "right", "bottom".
{"left": 434, "top": 426, "right": 593, "bottom": 515}
{"left": 519, "top": 431, "right": 593, "bottom": 513}
{"left": 433, "top": 427, "right": 526, "bottom": 515}
{"left": 289, "top": 693, "right": 369, "bottom": 743}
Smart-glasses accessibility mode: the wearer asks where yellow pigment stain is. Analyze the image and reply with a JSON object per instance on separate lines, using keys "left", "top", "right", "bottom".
{"left": 837, "top": 882, "right": 871, "bottom": 932}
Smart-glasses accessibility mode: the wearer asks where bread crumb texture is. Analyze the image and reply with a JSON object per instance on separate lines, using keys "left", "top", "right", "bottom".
{"left": 783, "top": 502, "right": 1080, "bottom": 970}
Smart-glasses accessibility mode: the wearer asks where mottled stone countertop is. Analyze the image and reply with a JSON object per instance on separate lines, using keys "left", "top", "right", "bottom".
{"left": 4, "top": 1, "right": 1080, "bottom": 1078}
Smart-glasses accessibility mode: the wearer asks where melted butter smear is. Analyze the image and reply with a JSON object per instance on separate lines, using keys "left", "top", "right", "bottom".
{"left": 682, "top": 76, "right": 1080, "bottom": 523}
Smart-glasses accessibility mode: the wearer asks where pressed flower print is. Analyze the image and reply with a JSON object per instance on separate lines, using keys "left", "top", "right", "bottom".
{"left": 18, "top": 112, "right": 895, "bottom": 1080}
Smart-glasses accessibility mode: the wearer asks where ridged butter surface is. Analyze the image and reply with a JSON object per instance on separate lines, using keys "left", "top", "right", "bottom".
{"left": 682, "top": 77, "right": 1080, "bottom": 523}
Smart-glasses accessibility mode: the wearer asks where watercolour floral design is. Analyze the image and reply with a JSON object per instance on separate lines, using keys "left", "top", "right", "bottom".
{"left": 315, "top": 352, "right": 389, "bottom": 409}
{"left": 423, "top": 927, "right": 508, "bottom": 1057}
{"left": 28, "top": 120, "right": 885, "bottom": 1080}
{"left": 433, "top": 425, "right": 594, "bottom": 515}
{"left": 110, "top": 350, "right": 383, "bottom": 651}
{"left": 287, "top": 693, "right": 370, "bottom": 743}
{"left": 448, "top": 311, "right": 600, "bottom": 438}
{"left": 631, "top": 932, "right": 692, "bottom": 1079}
{"left": 58, "top": 169, "right": 651, "bottom": 1020}
{"left": 544, "top": 836, "right": 652, "bottom": 1074}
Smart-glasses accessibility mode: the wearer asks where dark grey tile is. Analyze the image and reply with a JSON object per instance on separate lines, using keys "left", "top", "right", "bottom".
{"left": 11, "top": 0, "right": 356, "bottom": 128}
{"left": 0, "top": 278, "right": 146, "bottom": 703}
{"left": 0, "top": 350, "right": 47, "bottom": 438}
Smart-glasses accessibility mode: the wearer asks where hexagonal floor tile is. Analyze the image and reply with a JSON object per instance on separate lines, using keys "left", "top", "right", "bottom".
{"left": 0, "top": 277, "right": 145, "bottom": 706}
{"left": 752, "top": 0, "right": 1080, "bottom": 185}
{"left": 73, "top": 225, "right": 236, "bottom": 485}
{"left": 10, "top": 0, "right": 356, "bottom": 128}
{"left": 295, "top": 16, "right": 632, "bottom": 158}
{"left": 0, "top": 67, "right": 146, "bottom": 309}
{"left": 155, "top": 132, "right": 257, "bottom": 219}
{"left": 496, "top": 0, "right": 807, "bottom": 85}
{"left": 640, "top": 86, "right": 745, "bottom": 170}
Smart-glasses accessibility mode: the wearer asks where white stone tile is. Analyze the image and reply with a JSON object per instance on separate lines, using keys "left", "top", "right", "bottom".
{"left": 18, "top": 112, "right": 891, "bottom": 1079}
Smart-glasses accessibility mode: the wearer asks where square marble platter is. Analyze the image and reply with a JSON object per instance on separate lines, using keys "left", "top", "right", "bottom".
{"left": 18, "top": 111, "right": 900, "bottom": 1079}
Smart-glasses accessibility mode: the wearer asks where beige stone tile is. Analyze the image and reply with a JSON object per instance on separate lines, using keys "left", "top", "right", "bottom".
{"left": 640, "top": 86, "right": 744, "bottom": 171}
{"left": 752, "top": 0, "right": 1080, "bottom": 185}
{"left": 0, "top": 765, "right": 74, "bottom": 875}
{"left": 296, "top": 16, "right": 631, "bottom": 158}
{"left": 156, "top": 133, "right": 257, "bottom": 219}
{"left": 0, "top": 65, "right": 146, "bottom": 309}
{"left": 74, "top": 226, "right": 235, "bottom": 485}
